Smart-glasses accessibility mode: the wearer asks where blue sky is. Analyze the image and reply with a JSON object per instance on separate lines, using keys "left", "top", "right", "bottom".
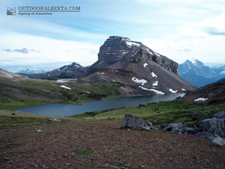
{"left": 1, "top": 0, "right": 225, "bottom": 72}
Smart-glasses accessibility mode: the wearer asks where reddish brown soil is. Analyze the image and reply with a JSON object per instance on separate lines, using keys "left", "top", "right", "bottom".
{"left": 1, "top": 119, "right": 225, "bottom": 169}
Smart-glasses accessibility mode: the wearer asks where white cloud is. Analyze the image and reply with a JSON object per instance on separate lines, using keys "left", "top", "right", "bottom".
{"left": 141, "top": 11, "right": 225, "bottom": 64}
{"left": 0, "top": 32, "right": 99, "bottom": 68}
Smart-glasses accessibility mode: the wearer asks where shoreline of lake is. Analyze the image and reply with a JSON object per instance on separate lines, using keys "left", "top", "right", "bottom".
{"left": 15, "top": 93, "right": 185, "bottom": 117}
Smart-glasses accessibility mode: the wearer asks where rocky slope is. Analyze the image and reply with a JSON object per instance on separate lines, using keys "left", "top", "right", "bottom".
{"left": 181, "top": 79, "right": 225, "bottom": 103}
{"left": 81, "top": 36, "right": 197, "bottom": 96}
{"left": 1, "top": 119, "right": 224, "bottom": 168}
{"left": 0, "top": 68, "right": 28, "bottom": 79}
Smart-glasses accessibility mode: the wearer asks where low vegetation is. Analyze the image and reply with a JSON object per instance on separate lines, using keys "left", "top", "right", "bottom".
{"left": 0, "top": 77, "right": 120, "bottom": 110}
{"left": 1, "top": 78, "right": 225, "bottom": 168}
{"left": 70, "top": 99, "right": 225, "bottom": 127}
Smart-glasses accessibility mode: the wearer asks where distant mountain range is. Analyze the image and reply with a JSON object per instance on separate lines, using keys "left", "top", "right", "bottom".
{"left": 17, "top": 68, "right": 49, "bottom": 74}
{"left": 179, "top": 59, "right": 225, "bottom": 87}
{"left": 19, "top": 36, "right": 196, "bottom": 96}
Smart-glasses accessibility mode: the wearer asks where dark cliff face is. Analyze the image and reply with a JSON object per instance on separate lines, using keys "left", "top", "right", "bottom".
{"left": 96, "top": 36, "right": 178, "bottom": 74}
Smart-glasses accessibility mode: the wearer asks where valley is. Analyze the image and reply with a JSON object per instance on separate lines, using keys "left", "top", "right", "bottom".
{"left": 0, "top": 36, "right": 225, "bottom": 168}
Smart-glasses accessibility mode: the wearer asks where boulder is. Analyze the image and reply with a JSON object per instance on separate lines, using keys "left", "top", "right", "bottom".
{"left": 183, "top": 127, "right": 198, "bottom": 135}
{"left": 49, "top": 118, "right": 61, "bottom": 122}
{"left": 146, "top": 121, "right": 153, "bottom": 128}
{"left": 121, "top": 115, "right": 150, "bottom": 131}
{"left": 162, "top": 123, "right": 187, "bottom": 134}
{"left": 213, "top": 111, "right": 225, "bottom": 120}
{"left": 199, "top": 118, "right": 224, "bottom": 138}
{"left": 195, "top": 131, "right": 216, "bottom": 140}
{"left": 210, "top": 136, "right": 225, "bottom": 146}
{"left": 156, "top": 124, "right": 169, "bottom": 130}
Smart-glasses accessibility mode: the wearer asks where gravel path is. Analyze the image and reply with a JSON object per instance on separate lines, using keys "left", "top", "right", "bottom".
{"left": 1, "top": 119, "right": 225, "bottom": 169}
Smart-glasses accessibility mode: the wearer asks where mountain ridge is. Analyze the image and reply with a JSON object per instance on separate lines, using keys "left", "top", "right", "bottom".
{"left": 179, "top": 59, "right": 225, "bottom": 87}
{"left": 16, "top": 36, "right": 197, "bottom": 96}
{"left": 17, "top": 68, "right": 49, "bottom": 74}
{"left": 78, "top": 36, "right": 196, "bottom": 96}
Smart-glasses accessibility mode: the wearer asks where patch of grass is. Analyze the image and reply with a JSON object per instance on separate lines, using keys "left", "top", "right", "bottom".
{"left": 115, "top": 149, "right": 129, "bottom": 155}
{"left": 0, "top": 115, "right": 49, "bottom": 128}
{"left": 74, "top": 149, "right": 94, "bottom": 155}
{"left": 0, "top": 77, "right": 121, "bottom": 111}
{"left": 132, "top": 166, "right": 141, "bottom": 169}
{"left": 0, "top": 142, "right": 24, "bottom": 149}
{"left": 72, "top": 100, "right": 225, "bottom": 127}
{"left": 80, "top": 164, "right": 94, "bottom": 168}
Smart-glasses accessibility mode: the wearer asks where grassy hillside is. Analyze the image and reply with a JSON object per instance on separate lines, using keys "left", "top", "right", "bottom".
{"left": 0, "top": 77, "right": 120, "bottom": 110}
{"left": 70, "top": 99, "right": 225, "bottom": 127}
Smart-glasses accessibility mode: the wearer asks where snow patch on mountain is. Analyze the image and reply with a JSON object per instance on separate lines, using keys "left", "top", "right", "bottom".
{"left": 194, "top": 97, "right": 208, "bottom": 102}
{"left": 152, "top": 81, "right": 158, "bottom": 86}
{"left": 139, "top": 86, "right": 165, "bottom": 95}
{"left": 126, "top": 41, "right": 140, "bottom": 47}
{"left": 132, "top": 77, "right": 147, "bottom": 86}
{"left": 17, "top": 68, "right": 49, "bottom": 74}
{"left": 169, "top": 88, "right": 177, "bottom": 93}
{"left": 151, "top": 72, "right": 157, "bottom": 78}
{"left": 60, "top": 85, "right": 71, "bottom": 90}
{"left": 155, "top": 53, "right": 161, "bottom": 57}
{"left": 143, "top": 63, "right": 148, "bottom": 68}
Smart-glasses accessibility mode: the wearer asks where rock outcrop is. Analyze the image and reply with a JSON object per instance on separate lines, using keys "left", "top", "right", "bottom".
{"left": 121, "top": 114, "right": 151, "bottom": 131}
{"left": 121, "top": 111, "right": 225, "bottom": 146}
{"left": 213, "top": 111, "right": 225, "bottom": 120}
{"left": 199, "top": 118, "right": 224, "bottom": 138}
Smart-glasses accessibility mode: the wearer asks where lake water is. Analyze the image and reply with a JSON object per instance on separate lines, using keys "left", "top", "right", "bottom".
{"left": 15, "top": 93, "right": 185, "bottom": 117}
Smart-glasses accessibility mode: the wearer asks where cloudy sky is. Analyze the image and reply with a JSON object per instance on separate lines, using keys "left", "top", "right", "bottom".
{"left": 1, "top": 0, "right": 225, "bottom": 72}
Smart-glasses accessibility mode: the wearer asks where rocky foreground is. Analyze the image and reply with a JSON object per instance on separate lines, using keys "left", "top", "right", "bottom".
{"left": 1, "top": 119, "right": 224, "bottom": 169}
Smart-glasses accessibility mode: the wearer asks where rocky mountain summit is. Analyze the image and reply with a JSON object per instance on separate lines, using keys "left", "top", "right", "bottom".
{"left": 81, "top": 36, "right": 197, "bottom": 96}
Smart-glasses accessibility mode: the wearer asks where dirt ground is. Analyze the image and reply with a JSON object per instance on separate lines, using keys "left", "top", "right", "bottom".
{"left": 0, "top": 119, "right": 225, "bottom": 169}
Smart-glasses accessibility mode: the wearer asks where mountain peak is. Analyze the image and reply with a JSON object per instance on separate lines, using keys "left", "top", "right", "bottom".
{"left": 187, "top": 58, "right": 204, "bottom": 67}
{"left": 96, "top": 36, "right": 178, "bottom": 74}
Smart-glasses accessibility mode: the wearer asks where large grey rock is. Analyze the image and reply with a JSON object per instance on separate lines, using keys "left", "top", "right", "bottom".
{"left": 214, "top": 111, "right": 225, "bottom": 120}
{"left": 162, "top": 123, "right": 187, "bottom": 134}
{"left": 195, "top": 131, "right": 216, "bottom": 140}
{"left": 210, "top": 136, "right": 225, "bottom": 146}
{"left": 156, "top": 124, "right": 169, "bottom": 130}
{"left": 121, "top": 115, "right": 150, "bottom": 131}
{"left": 200, "top": 118, "right": 225, "bottom": 138}
{"left": 146, "top": 121, "right": 153, "bottom": 128}
{"left": 183, "top": 127, "right": 198, "bottom": 135}
{"left": 49, "top": 118, "right": 61, "bottom": 122}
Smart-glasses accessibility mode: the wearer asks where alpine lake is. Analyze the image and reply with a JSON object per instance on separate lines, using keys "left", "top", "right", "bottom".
{"left": 16, "top": 93, "right": 185, "bottom": 117}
